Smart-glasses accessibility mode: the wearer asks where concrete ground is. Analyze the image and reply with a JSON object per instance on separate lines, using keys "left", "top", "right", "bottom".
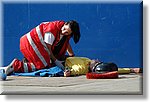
{"left": 0, "top": 73, "right": 143, "bottom": 95}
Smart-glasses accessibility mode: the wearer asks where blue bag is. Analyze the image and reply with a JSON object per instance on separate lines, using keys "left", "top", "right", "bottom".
{"left": 11, "top": 66, "right": 64, "bottom": 77}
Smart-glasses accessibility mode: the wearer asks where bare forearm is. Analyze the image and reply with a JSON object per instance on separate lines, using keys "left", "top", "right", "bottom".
{"left": 67, "top": 43, "right": 74, "bottom": 56}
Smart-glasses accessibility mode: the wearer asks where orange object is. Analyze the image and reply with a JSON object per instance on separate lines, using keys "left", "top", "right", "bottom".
{"left": 86, "top": 71, "right": 118, "bottom": 79}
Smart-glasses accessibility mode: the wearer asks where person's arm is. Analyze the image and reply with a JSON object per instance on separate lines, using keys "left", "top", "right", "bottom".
{"left": 67, "top": 43, "right": 75, "bottom": 57}
{"left": 46, "top": 43, "right": 56, "bottom": 62}
{"left": 46, "top": 43, "right": 64, "bottom": 70}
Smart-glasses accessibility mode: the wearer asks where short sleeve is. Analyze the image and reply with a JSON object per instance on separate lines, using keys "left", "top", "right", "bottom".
{"left": 44, "top": 32, "right": 55, "bottom": 45}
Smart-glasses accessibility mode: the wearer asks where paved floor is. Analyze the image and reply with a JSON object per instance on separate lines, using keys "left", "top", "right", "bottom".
{"left": 0, "top": 73, "right": 143, "bottom": 95}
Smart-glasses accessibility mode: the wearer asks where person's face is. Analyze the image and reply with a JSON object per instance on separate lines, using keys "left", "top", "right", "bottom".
{"left": 61, "top": 24, "right": 72, "bottom": 36}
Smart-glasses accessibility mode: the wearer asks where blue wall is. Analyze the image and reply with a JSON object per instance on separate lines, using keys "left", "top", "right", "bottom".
{"left": 3, "top": 2, "right": 143, "bottom": 68}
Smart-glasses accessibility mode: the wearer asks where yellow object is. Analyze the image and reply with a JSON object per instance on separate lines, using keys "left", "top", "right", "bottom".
{"left": 65, "top": 57, "right": 131, "bottom": 75}
{"left": 118, "top": 68, "right": 130, "bottom": 74}
{"left": 65, "top": 57, "right": 91, "bottom": 76}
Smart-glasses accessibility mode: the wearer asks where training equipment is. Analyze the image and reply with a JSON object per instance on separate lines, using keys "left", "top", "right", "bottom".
{"left": 86, "top": 71, "right": 118, "bottom": 79}
{"left": 92, "top": 62, "right": 118, "bottom": 73}
{"left": 0, "top": 69, "right": 7, "bottom": 81}
{"left": 87, "top": 62, "right": 118, "bottom": 79}
{"left": 65, "top": 57, "right": 91, "bottom": 75}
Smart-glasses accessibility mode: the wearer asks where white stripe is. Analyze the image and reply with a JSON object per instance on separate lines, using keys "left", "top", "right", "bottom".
{"left": 43, "top": 22, "right": 49, "bottom": 24}
{"left": 30, "top": 63, "right": 36, "bottom": 71}
{"left": 26, "top": 32, "right": 47, "bottom": 67}
{"left": 23, "top": 63, "right": 28, "bottom": 72}
{"left": 36, "top": 26, "right": 50, "bottom": 55}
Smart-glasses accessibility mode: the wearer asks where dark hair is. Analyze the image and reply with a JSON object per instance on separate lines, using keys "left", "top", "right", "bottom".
{"left": 65, "top": 20, "right": 80, "bottom": 44}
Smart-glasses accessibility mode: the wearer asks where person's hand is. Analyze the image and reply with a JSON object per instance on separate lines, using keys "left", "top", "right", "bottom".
{"left": 55, "top": 59, "right": 65, "bottom": 70}
{"left": 64, "top": 69, "right": 71, "bottom": 77}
